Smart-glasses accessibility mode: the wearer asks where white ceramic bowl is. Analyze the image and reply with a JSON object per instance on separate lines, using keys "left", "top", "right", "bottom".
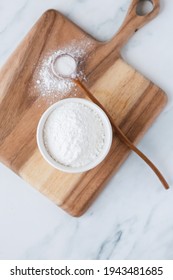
{"left": 37, "top": 98, "right": 113, "bottom": 173}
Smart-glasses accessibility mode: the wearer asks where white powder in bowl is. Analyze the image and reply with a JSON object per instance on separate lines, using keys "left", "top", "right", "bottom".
{"left": 43, "top": 102, "right": 105, "bottom": 168}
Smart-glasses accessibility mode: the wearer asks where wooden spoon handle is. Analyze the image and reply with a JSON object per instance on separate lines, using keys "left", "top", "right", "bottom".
{"left": 74, "top": 79, "right": 169, "bottom": 190}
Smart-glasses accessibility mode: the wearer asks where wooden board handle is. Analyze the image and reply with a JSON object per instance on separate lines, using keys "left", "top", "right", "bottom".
{"left": 107, "top": 0, "right": 160, "bottom": 50}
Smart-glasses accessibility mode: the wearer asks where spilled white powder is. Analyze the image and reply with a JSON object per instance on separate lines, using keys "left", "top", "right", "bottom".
{"left": 43, "top": 102, "right": 105, "bottom": 168}
{"left": 35, "top": 54, "right": 74, "bottom": 97}
{"left": 33, "top": 39, "right": 93, "bottom": 103}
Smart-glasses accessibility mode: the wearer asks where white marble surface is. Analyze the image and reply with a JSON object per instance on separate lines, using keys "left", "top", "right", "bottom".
{"left": 0, "top": 0, "right": 173, "bottom": 260}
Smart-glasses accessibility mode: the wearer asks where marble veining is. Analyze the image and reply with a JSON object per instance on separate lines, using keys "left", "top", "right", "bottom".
{"left": 0, "top": 0, "right": 173, "bottom": 260}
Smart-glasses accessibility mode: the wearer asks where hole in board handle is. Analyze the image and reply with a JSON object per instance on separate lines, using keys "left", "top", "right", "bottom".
{"left": 136, "top": 0, "right": 154, "bottom": 16}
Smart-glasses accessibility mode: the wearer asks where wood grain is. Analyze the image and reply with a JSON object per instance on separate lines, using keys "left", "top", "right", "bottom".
{"left": 0, "top": 0, "right": 167, "bottom": 216}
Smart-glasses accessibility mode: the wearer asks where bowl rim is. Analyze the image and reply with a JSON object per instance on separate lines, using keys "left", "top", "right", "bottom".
{"left": 36, "top": 98, "right": 113, "bottom": 173}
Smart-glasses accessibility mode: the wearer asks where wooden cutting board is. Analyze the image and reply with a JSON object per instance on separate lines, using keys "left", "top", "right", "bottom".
{"left": 0, "top": 0, "right": 167, "bottom": 216}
